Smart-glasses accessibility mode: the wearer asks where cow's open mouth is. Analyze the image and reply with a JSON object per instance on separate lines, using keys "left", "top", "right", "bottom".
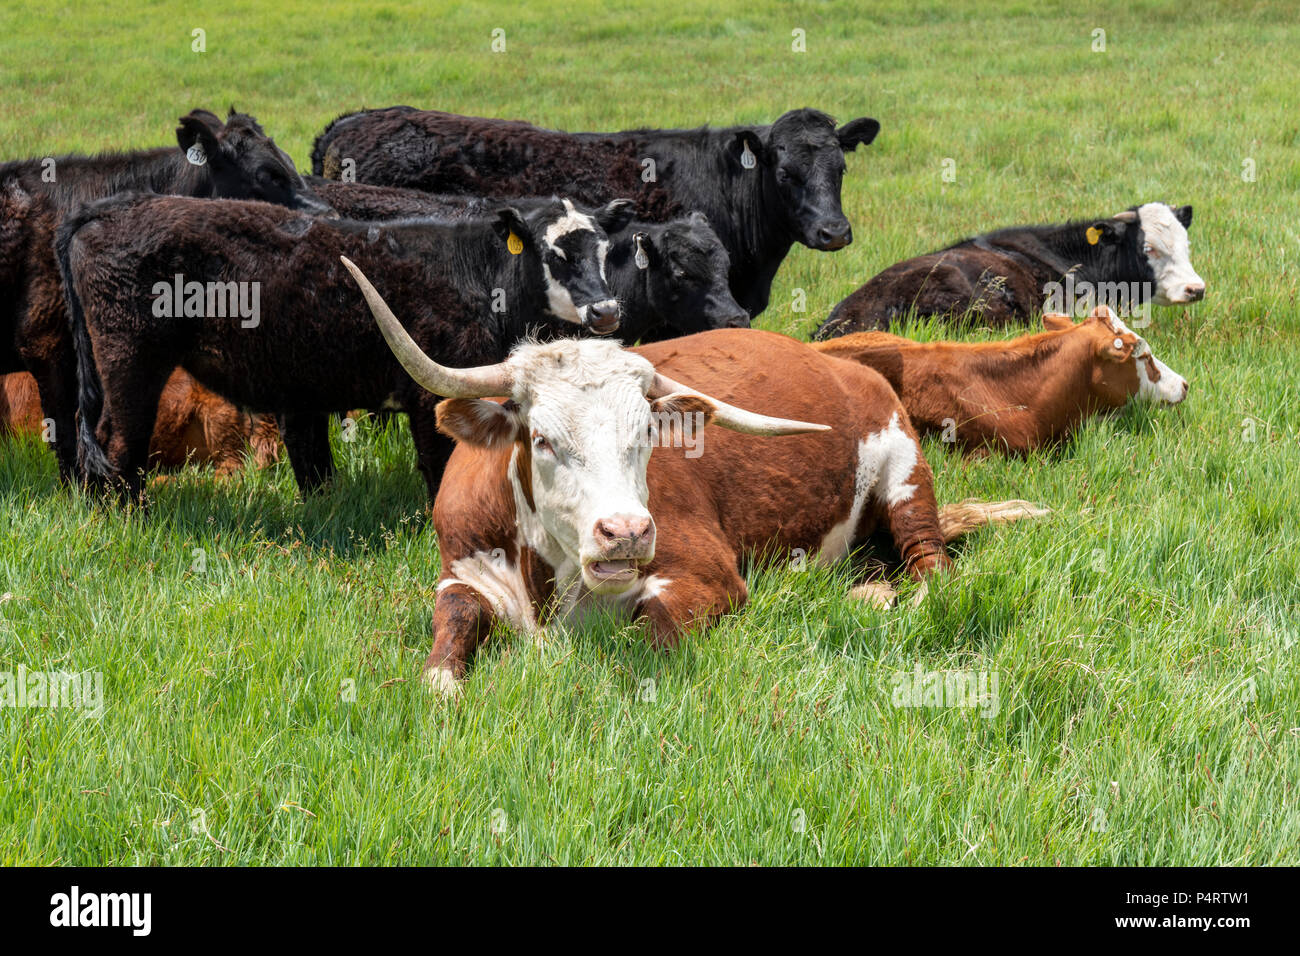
{"left": 586, "top": 559, "right": 641, "bottom": 583}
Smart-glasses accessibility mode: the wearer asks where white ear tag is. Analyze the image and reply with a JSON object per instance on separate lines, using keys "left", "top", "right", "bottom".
{"left": 740, "top": 142, "right": 756, "bottom": 170}
{"left": 634, "top": 235, "right": 649, "bottom": 270}
{"left": 186, "top": 143, "right": 207, "bottom": 167}
{"left": 1113, "top": 338, "right": 1124, "bottom": 350}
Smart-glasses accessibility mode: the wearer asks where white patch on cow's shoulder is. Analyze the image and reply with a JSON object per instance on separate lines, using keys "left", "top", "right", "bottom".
{"left": 439, "top": 548, "right": 539, "bottom": 635}
{"left": 816, "top": 412, "right": 919, "bottom": 564}
{"left": 1136, "top": 203, "right": 1204, "bottom": 305}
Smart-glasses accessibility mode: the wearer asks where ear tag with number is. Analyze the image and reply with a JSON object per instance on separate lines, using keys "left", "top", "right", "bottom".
{"left": 507, "top": 231, "right": 523, "bottom": 255}
{"left": 740, "top": 142, "right": 757, "bottom": 169}
{"left": 634, "top": 234, "right": 649, "bottom": 270}
{"left": 1085, "top": 226, "right": 1102, "bottom": 245}
{"left": 186, "top": 143, "right": 207, "bottom": 167}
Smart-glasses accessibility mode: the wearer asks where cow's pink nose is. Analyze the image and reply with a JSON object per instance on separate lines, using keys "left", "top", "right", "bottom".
{"left": 1185, "top": 283, "right": 1205, "bottom": 301}
{"left": 593, "top": 515, "right": 653, "bottom": 548}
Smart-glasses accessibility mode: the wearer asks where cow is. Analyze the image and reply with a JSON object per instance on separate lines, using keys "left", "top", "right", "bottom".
{"left": 0, "top": 108, "right": 329, "bottom": 482}
{"left": 59, "top": 191, "right": 632, "bottom": 502}
{"left": 812, "top": 306, "right": 1189, "bottom": 455}
{"left": 814, "top": 203, "right": 1205, "bottom": 337}
{"left": 310, "top": 106, "right": 881, "bottom": 318}
{"left": 307, "top": 179, "right": 749, "bottom": 343}
{"left": 343, "top": 261, "right": 1047, "bottom": 693}
{"left": 1, "top": 369, "right": 279, "bottom": 473}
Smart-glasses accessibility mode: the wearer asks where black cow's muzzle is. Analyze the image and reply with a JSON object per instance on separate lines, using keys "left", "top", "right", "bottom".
{"left": 582, "top": 299, "right": 621, "bottom": 335}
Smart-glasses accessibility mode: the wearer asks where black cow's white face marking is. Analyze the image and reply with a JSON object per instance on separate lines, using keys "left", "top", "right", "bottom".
{"left": 1136, "top": 203, "right": 1204, "bottom": 305}
{"left": 540, "top": 200, "right": 620, "bottom": 334}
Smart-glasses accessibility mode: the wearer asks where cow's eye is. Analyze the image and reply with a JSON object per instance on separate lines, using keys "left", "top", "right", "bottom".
{"left": 532, "top": 432, "right": 554, "bottom": 455}
{"left": 1143, "top": 243, "right": 1158, "bottom": 257}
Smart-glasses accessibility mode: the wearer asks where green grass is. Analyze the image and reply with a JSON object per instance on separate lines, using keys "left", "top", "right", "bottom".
{"left": 2, "top": 0, "right": 1298, "bottom": 865}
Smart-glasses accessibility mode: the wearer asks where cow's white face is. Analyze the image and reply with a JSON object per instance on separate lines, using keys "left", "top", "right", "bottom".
{"left": 1106, "top": 311, "right": 1188, "bottom": 404}
{"left": 1137, "top": 203, "right": 1205, "bottom": 306}
{"left": 436, "top": 340, "right": 716, "bottom": 596}
{"left": 1081, "top": 309, "right": 1188, "bottom": 406}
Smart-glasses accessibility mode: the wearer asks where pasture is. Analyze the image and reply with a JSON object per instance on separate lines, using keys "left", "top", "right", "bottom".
{"left": 2, "top": 0, "right": 1298, "bottom": 865}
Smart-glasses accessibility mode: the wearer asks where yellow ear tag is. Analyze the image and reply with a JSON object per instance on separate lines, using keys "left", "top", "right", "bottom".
{"left": 507, "top": 231, "right": 523, "bottom": 255}
{"left": 1086, "top": 226, "right": 1102, "bottom": 246}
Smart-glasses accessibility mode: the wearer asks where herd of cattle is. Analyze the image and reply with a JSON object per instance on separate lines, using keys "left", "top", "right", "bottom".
{"left": 0, "top": 106, "right": 1203, "bottom": 692}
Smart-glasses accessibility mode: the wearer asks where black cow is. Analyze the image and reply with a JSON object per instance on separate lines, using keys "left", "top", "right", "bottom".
{"left": 814, "top": 203, "right": 1205, "bottom": 337}
{"left": 308, "top": 179, "right": 748, "bottom": 343}
{"left": 57, "top": 192, "right": 630, "bottom": 502}
{"left": 0, "top": 109, "right": 329, "bottom": 481}
{"left": 310, "top": 106, "right": 880, "bottom": 318}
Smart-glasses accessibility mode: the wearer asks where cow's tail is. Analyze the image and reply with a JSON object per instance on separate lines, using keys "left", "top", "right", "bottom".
{"left": 937, "top": 498, "right": 1050, "bottom": 543}
{"left": 54, "top": 204, "right": 112, "bottom": 481}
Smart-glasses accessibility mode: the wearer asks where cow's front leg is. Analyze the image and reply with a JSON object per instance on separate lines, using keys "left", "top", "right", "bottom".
{"left": 423, "top": 582, "right": 496, "bottom": 695}
{"left": 633, "top": 558, "right": 748, "bottom": 650}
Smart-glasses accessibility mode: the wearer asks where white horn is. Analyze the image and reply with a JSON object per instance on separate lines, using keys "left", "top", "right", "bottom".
{"left": 341, "top": 257, "right": 513, "bottom": 399}
{"left": 649, "top": 372, "right": 831, "bottom": 436}
{"left": 1112, "top": 210, "right": 1138, "bottom": 223}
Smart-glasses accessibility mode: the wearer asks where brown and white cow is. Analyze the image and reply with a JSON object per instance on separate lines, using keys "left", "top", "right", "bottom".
{"left": 1, "top": 368, "right": 279, "bottom": 474}
{"left": 343, "top": 258, "right": 1045, "bottom": 693}
{"left": 813, "top": 306, "right": 1188, "bottom": 455}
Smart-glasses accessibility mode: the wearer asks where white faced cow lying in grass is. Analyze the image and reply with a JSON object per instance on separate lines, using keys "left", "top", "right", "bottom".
{"left": 813, "top": 306, "right": 1189, "bottom": 455}
{"left": 343, "top": 259, "right": 1047, "bottom": 694}
{"left": 815, "top": 203, "right": 1205, "bottom": 336}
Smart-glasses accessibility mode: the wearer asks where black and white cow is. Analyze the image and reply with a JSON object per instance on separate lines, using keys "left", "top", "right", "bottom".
{"left": 815, "top": 203, "right": 1205, "bottom": 337}
{"left": 58, "top": 192, "right": 631, "bottom": 501}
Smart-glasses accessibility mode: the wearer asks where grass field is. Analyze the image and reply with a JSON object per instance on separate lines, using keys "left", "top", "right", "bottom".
{"left": 2, "top": 0, "right": 1298, "bottom": 865}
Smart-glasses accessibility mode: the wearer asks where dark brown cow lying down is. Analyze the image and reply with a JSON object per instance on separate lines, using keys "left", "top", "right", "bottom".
{"left": 343, "top": 259, "right": 1047, "bottom": 694}
{"left": 814, "top": 203, "right": 1205, "bottom": 335}
{"left": 1, "top": 369, "right": 278, "bottom": 474}
{"left": 812, "top": 307, "right": 1189, "bottom": 455}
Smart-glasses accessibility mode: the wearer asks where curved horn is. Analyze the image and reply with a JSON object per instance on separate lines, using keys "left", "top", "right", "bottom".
{"left": 1112, "top": 210, "right": 1138, "bottom": 223}
{"left": 649, "top": 372, "right": 831, "bottom": 436}
{"left": 340, "top": 257, "right": 513, "bottom": 399}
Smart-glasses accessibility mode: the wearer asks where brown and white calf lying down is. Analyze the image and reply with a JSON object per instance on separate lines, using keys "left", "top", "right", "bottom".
{"left": 812, "top": 307, "right": 1188, "bottom": 455}
{"left": 1, "top": 369, "right": 278, "bottom": 474}
{"left": 814, "top": 203, "right": 1205, "bottom": 336}
{"left": 344, "top": 259, "right": 1045, "bottom": 693}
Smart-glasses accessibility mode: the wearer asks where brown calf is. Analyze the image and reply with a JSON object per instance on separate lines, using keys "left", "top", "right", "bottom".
{"left": 812, "top": 307, "right": 1188, "bottom": 455}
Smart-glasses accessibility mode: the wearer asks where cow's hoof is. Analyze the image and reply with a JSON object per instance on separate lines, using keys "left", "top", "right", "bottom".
{"left": 849, "top": 580, "right": 897, "bottom": 609}
{"left": 422, "top": 666, "right": 460, "bottom": 698}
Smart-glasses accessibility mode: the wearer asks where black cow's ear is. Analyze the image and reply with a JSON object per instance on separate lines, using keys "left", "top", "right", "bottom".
{"left": 728, "top": 130, "right": 767, "bottom": 170}
{"left": 494, "top": 207, "right": 530, "bottom": 248}
{"left": 176, "top": 110, "right": 224, "bottom": 165}
{"left": 595, "top": 198, "right": 636, "bottom": 234}
{"left": 1174, "top": 204, "right": 1193, "bottom": 228}
{"left": 836, "top": 117, "right": 881, "bottom": 152}
{"left": 1085, "top": 220, "right": 1127, "bottom": 246}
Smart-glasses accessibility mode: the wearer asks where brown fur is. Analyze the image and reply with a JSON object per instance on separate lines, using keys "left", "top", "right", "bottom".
{"left": 811, "top": 309, "right": 1173, "bottom": 454}
{"left": 420, "top": 329, "right": 1043, "bottom": 681}
{"left": 0, "top": 369, "right": 278, "bottom": 472}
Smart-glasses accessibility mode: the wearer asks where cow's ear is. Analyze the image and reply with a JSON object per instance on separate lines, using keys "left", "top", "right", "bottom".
{"left": 728, "top": 130, "right": 768, "bottom": 170}
{"left": 650, "top": 393, "right": 716, "bottom": 446}
{"left": 493, "top": 207, "right": 531, "bottom": 249}
{"left": 436, "top": 398, "right": 520, "bottom": 447}
{"left": 1085, "top": 220, "right": 1127, "bottom": 246}
{"left": 594, "top": 198, "right": 636, "bottom": 234}
{"left": 176, "top": 110, "right": 224, "bottom": 165}
{"left": 1173, "top": 204, "right": 1193, "bottom": 228}
{"left": 837, "top": 117, "right": 881, "bottom": 152}
{"left": 1042, "top": 312, "right": 1075, "bottom": 332}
